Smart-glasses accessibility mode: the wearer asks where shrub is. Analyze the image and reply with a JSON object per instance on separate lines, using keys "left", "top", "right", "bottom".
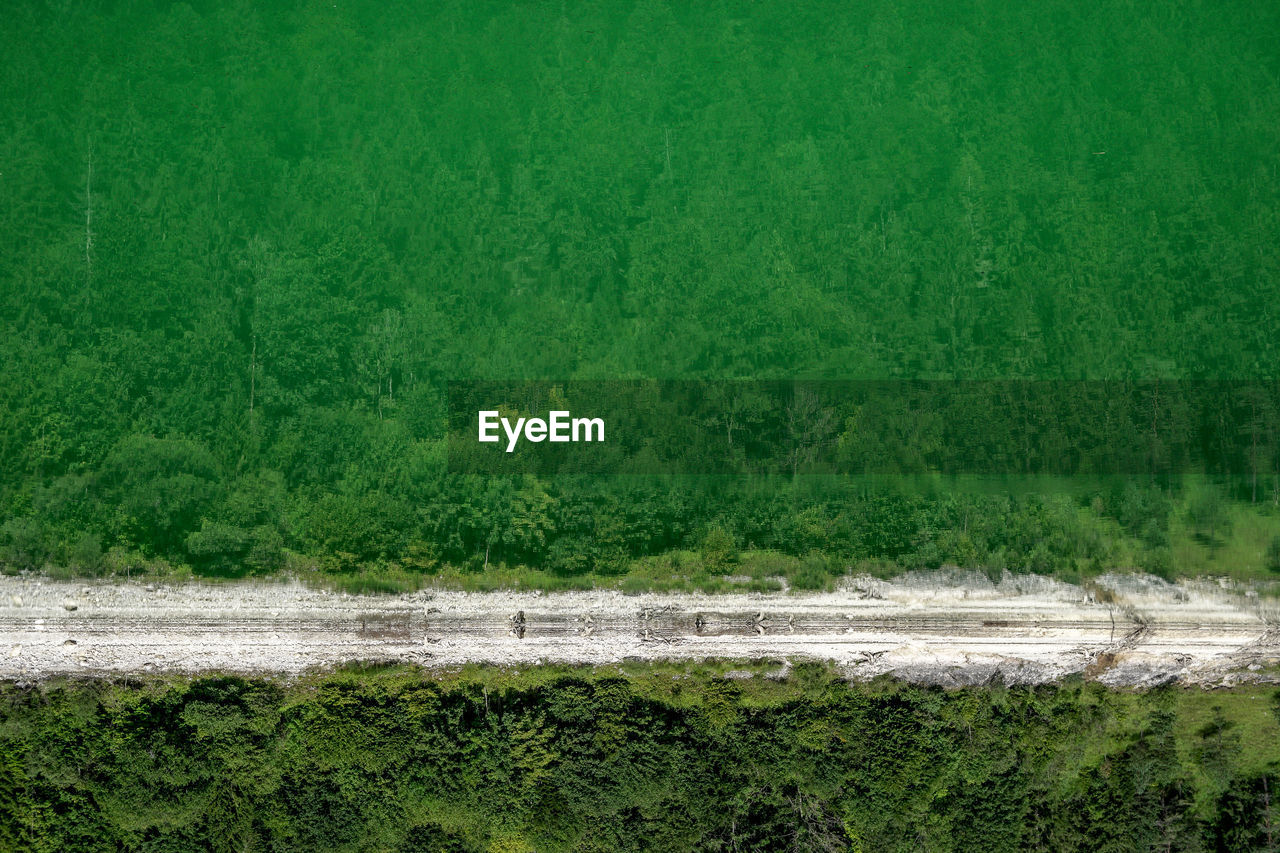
{"left": 790, "top": 553, "right": 831, "bottom": 591}
{"left": 700, "top": 525, "right": 737, "bottom": 574}
{"left": 1142, "top": 547, "right": 1174, "bottom": 580}
{"left": 0, "top": 517, "right": 50, "bottom": 571}
{"left": 1187, "top": 486, "right": 1232, "bottom": 546}
{"left": 68, "top": 532, "right": 104, "bottom": 572}
{"left": 1266, "top": 537, "right": 1280, "bottom": 573}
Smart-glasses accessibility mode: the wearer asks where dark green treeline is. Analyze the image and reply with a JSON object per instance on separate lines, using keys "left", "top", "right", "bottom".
{"left": 2, "top": 667, "right": 1279, "bottom": 851}
{"left": 2, "top": 0, "right": 1279, "bottom": 579}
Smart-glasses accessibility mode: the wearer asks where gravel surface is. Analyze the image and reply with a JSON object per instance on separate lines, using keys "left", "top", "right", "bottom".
{"left": 2, "top": 571, "right": 1276, "bottom": 686}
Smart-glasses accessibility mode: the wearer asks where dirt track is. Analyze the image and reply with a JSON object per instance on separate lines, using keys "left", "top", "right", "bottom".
{"left": 2, "top": 572, "right": 1277, "bottom": 686}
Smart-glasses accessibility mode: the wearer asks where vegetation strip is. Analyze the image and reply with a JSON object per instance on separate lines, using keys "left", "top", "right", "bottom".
{"left": 4, "top": 666, "right": 1280, "bottom": 850}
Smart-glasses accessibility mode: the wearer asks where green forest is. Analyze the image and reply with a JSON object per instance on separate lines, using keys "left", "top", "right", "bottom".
{"left": 3, "top": 665, "right": 1280, "bottom": 851}
{"left": 3, "top": 0, "right": 1280, "bottom": 587}
{"left": 5, "top": 2, "right": 1280, "bottom": 848}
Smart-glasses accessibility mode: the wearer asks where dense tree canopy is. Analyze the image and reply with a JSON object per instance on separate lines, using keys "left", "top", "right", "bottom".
{"left": 2, "top": 668, "right": 1279, "bottom": 852}
{"left": 1, "top": 0, "right": 1278, "bottom": 582}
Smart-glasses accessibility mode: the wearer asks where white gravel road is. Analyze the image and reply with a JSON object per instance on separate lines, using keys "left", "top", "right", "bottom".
{"left": 1, "top": 571, "right": 1276, "bottom": 686}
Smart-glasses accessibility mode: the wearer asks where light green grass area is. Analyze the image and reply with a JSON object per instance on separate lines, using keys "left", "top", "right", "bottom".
{"left": 1174, "top": 689, "right": 1280, "bottom": 775}
{"left": 1169, "top": 501, "right": 1280, "bottom": 582}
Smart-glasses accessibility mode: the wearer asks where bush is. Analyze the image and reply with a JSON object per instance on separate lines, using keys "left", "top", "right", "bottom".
{"left": 1142, "top": 547, "right": 1174, "bottom": 580}
{"left": 302, "top": 491, "right": 414, "bottom": 567}
{"left": 186, "top": 521, "right": 250, "bottom": 573}
{"left": 0, "top": 517, "right": 49, "bottom": 571}
{"left": 99, "top": 435, "right": 220, "bottom": 555}
{"left": 68, "top": 532, "right": 104, "bottom": 572}
{"left": 738, "top": 549, "right": 797, "bottom": 581}
{"left": 1266, "top": 537, "right": 1280, "bottom": 573}
{"left": 700, "top": 525, "right": 737, "bottom": 573}
{"left": 546, "top": 538, "right": 591, "bottom": 576}
{"left": 790, "top": 553, "right": 831, "bottom": 591}
{"left": 246, "top": 526, "right": 285, "bottom": 573}
{"left": 185, "top": 521, "right": 283, "bottom": 576}
{"left": 748, "top": 578, "right": 784, "bottom": 593}
{"left": 1114, "top": 483, "right": 1172, "bottom": 547}
{"left": 1187, "top": 486, "right": 1232, "bottom": 546}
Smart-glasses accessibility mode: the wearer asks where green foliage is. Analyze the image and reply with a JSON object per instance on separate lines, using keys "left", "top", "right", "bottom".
{"left": 1, "top": 0, "right": 1279, "bottom": 584}
{"left": 1, "top": 670, "right": 1278, "bottom": 850}
{"left": 302, "top": 491, "right": 414, "bottom": 569}
{"left": 698, "top": 524, "right": 737, "bottom": 574}
{"left": 790, "top": 552, "right": 833, "bottom": 591}
{"left": 1187, "top": 485, "right": 1233, "bottom": 547}
{"left": 1267, "top": 537, "right": 1280, "bottom": 574}
{"left": 0, "top": 517, "right": 50, "bottom": 572}
{"left": 67, "top": 532, "right": 104, "bottom": 574}
{"left": 98, "top": 435, "right": 220, "bottom": 555}
{"left": 185, "top": 521, "right": 283, "bottom": 576}
{"left": 1112, "top": 483, "right": 1172, "bottom": 548}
